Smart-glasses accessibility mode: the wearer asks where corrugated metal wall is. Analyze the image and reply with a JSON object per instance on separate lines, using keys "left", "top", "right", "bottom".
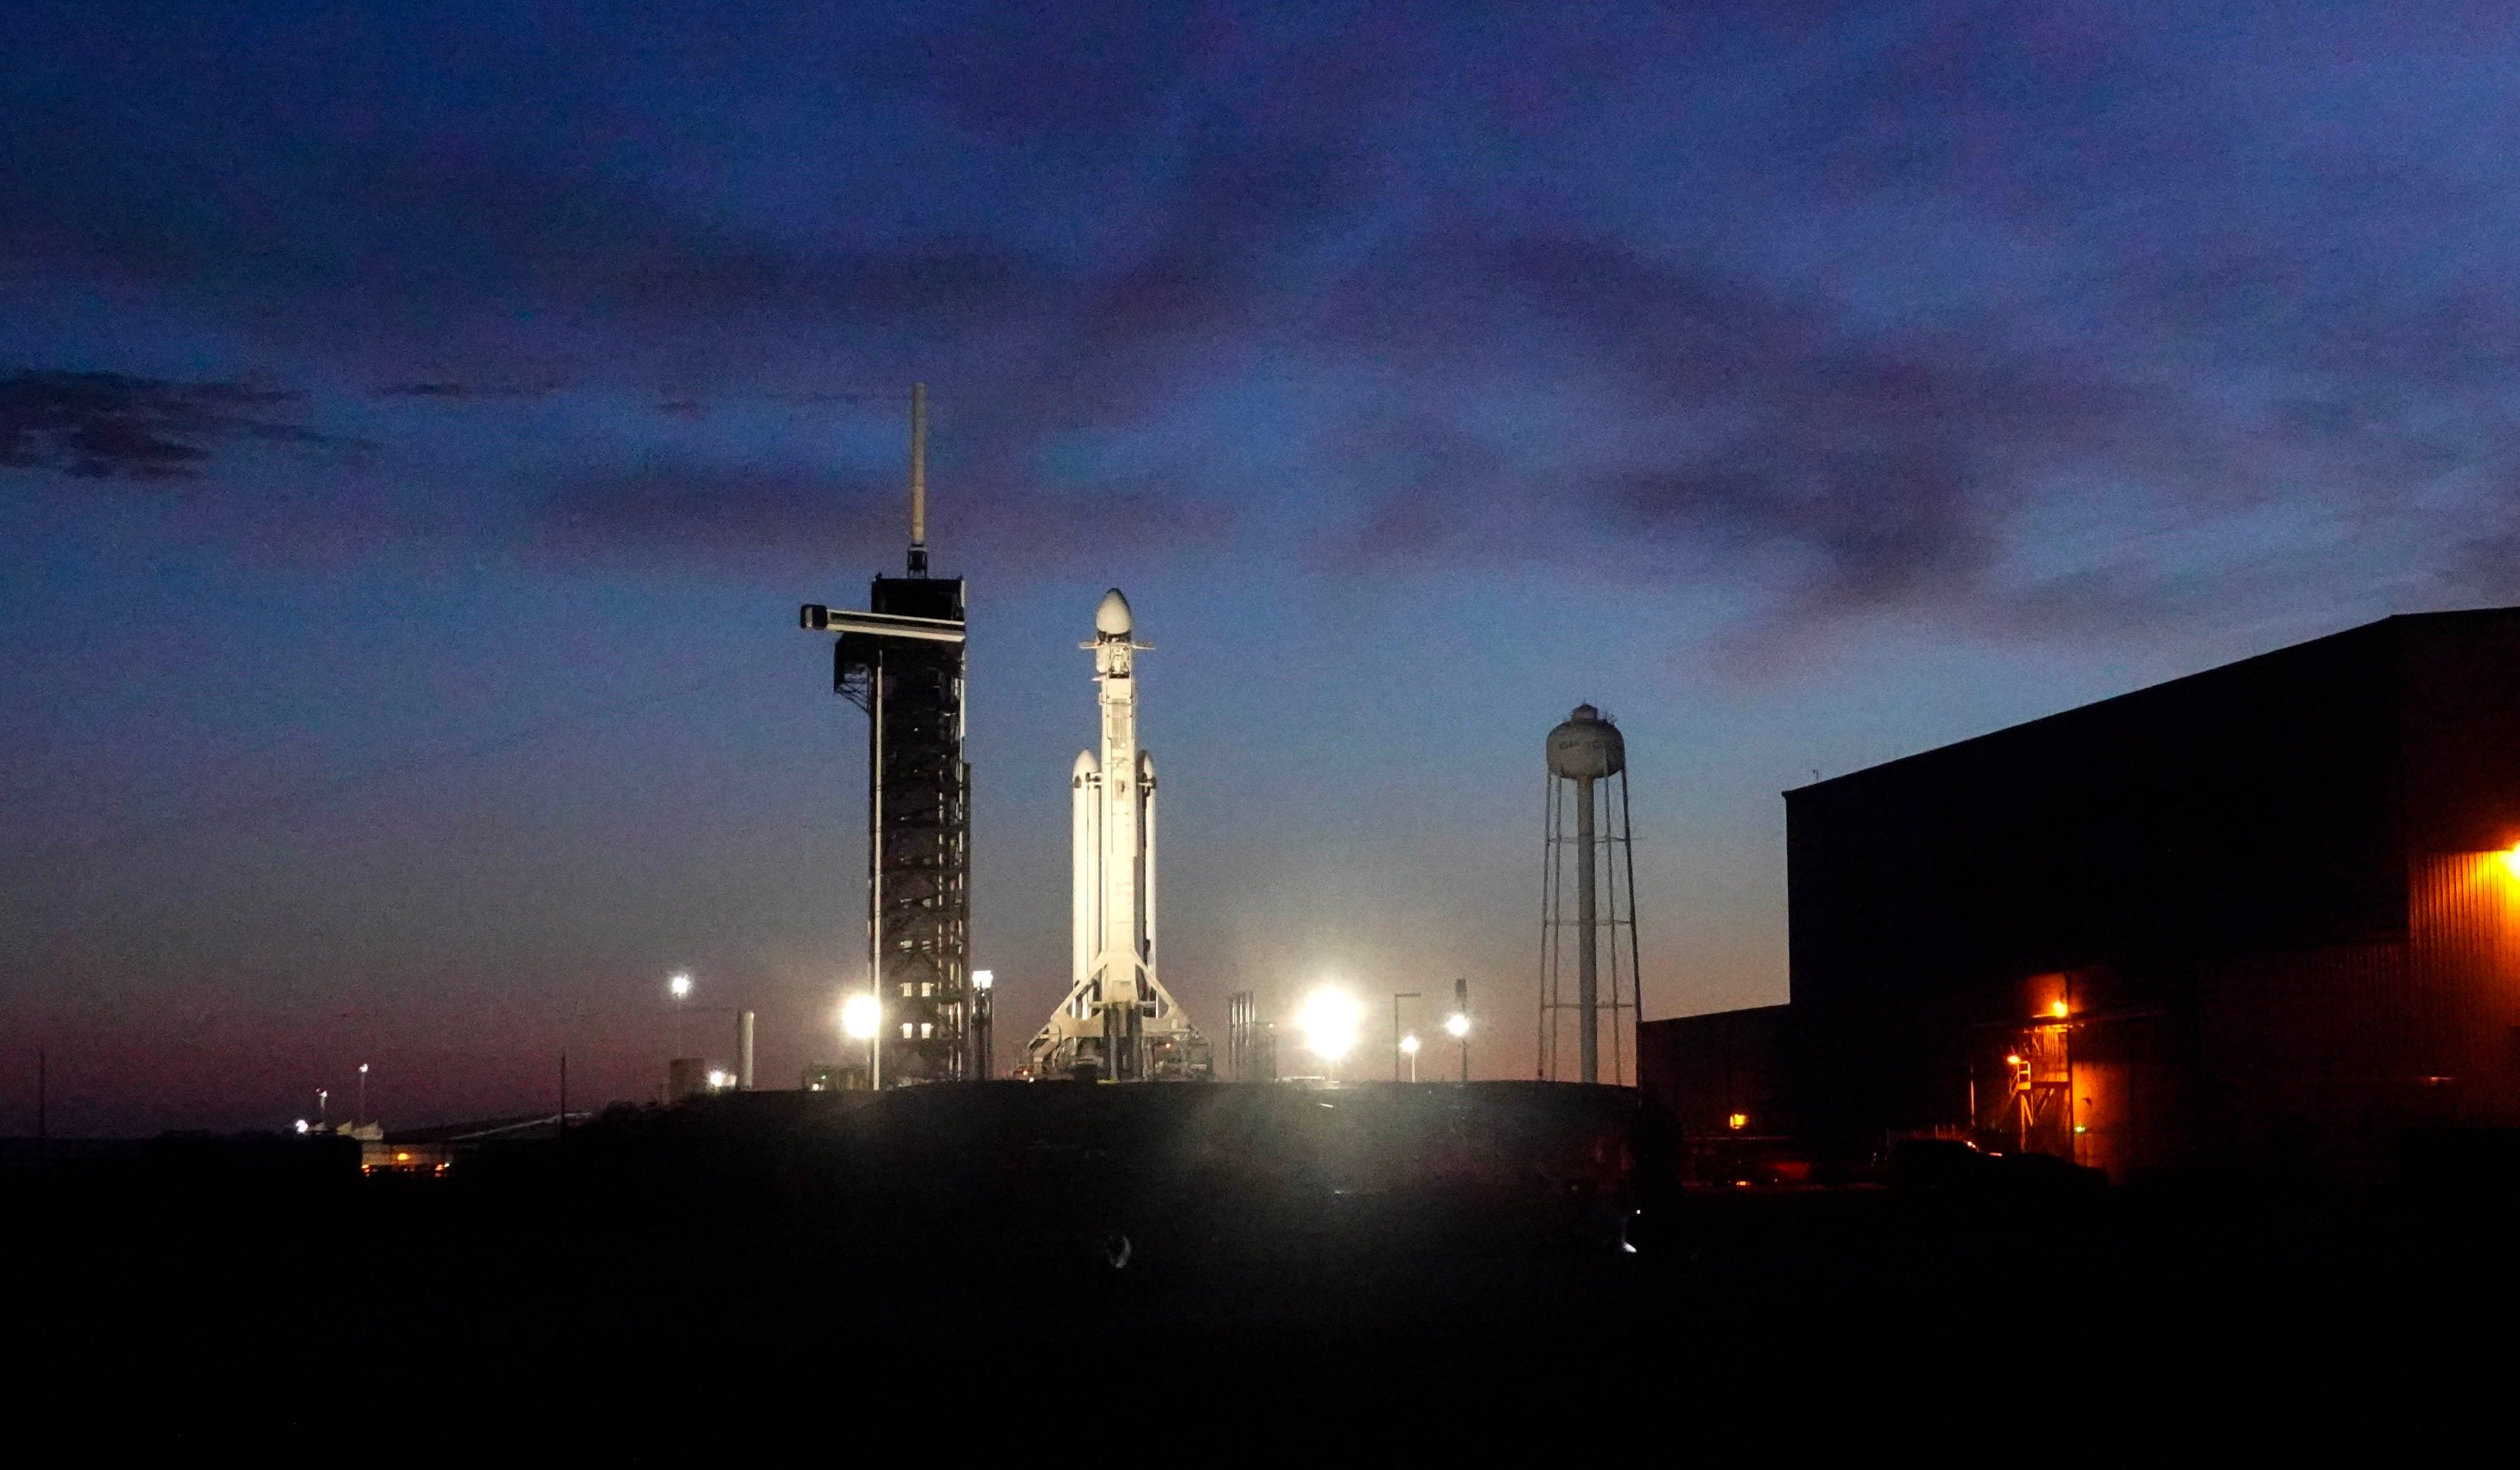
{"left": 2407, "top": 852, "right": 2520, "bottom": 1124}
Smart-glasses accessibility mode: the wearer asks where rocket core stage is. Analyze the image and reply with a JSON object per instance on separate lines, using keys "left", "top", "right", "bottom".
{"left": 1027, "top": 589, "right": 1211, "bottom": 1081}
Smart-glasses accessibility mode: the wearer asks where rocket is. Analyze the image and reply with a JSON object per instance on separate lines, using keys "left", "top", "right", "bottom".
{"left": 1029, "top": 588, "right": 1204, "bottom": 1080}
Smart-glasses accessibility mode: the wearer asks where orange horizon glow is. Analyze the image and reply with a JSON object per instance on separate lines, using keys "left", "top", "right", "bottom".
{"left": 2501, "top": 843, "right": 2520, "bottom": 881}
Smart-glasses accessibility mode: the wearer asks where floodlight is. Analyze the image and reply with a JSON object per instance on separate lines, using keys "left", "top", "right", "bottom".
{"left": 1444, "top": 1012, "right": 1470, "bottom": 1039}
{"left": 841, "top": 993, "right": 882, "bottom": 1041}
{"left": 1297, "top": 987, "right": 1361, "bottom": 1062}
{"left": 669, "top": 973, "right": 693, "bottom": 1000}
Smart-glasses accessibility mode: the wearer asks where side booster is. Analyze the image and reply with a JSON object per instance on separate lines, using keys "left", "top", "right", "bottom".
{"left": 1028, "top": 589, "right": 1210, "bottom": 1081}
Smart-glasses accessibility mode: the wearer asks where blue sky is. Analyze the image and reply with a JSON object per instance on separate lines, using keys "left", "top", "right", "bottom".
{"left": 8, "top": 1, "right": 2520, "bottom": 1130}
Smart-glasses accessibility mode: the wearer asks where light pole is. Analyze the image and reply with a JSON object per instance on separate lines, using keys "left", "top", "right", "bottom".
{"left": 1399, "top": 1033, "right": 1420, "bottom": 1082}
{"left": 355, "top": 1062, "right": 369, "bottom": 1126}
{"left": 1447, "top": 976, "right": 1471, "bottom": 1082}
{"left": 668, "top": 971, "right": 693, "bottom": 1058}
{"left": 841, "top": 992, "right": 882, "bottom": 1089}
{"left": 316, "top": 1087, "right": 328, "bottom": 1129}
{"left": 971, "top": 969, "right": 995, "bottom": 1080}
{"left": 1391, "top": 991, "right": 1421, "bottom": 1082}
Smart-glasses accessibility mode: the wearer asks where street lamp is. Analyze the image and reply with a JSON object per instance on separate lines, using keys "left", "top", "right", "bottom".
{"left": 356, "top": 1062, "right": 370, "bottom": 1126}
{"left": 668, "top": 971, "right": 693, "bottom": 1058}
{"left": 1445, "top": 1010, "right": 1471, "bottom": 1082}
{"left": 1399, "top": 1032, "right": 1421, "bottom": 1083}
{"left": 971, "top": 969, "right": 995, "bottom": 1081}
{"left": 841, "top": 992, "right": 882, "bottom": 1089}
{"left": 1390, "top": 990, "right": 1422, "bottom": 1082}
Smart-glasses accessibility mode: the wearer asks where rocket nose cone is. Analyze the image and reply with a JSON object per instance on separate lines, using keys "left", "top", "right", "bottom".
{"left": 1095, "top": 587, "right": 1134, "bottom": 637}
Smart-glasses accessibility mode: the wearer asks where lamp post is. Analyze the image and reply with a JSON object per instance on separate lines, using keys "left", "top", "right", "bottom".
{"left": 1447, "top": 976, "right": 1471, "bottom": 1082}
{"left": 1391, "top": 991, "right": 1422, "bottom": 1082}
{"left": 1399, "top": 1033, "right": 1420, "bottom": 1083}
{"left": 971, "top": 969, "right": 995, "bottom": 1080}
{"left": 841, "top": 992, "right": 882, "bottom": 1089}
{"left": 668, "top": 971, "right": 693, "bottom": 1059}
{"left": 355, "top": 1062, "right": 369, "bottom": 1126}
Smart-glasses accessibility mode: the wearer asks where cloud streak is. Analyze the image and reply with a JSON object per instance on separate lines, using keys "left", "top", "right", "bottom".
{"left": 0, "top": 372, "right": 330, "bottom": 480}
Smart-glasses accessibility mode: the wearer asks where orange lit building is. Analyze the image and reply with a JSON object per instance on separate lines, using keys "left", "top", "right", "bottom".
{"left": 1646, "top": 609, "right": 2520, "bottom": 1186}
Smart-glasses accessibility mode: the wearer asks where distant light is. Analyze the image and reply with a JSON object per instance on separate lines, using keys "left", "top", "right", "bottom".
{"left": 1444, "top": 1012, "right": 1470, "bottom": 1039}
{"left": 973, "top": 969, "right": 994, "bottom": 991}
{"left": 1399, "top": 1033, "right": 1421, "bottom": 1056}
{"left": 2074, "top": 1125, "right": 2088, "bottom": 1134}
{"left": 670, "top": 973, "right": 693, "bottom": 1000}
{"left": 841, "top": 992, "right": 881, "bottom": 1041}
{"left": 395, "top": 1151, "right": 410, "bottom": 1162}
{"left": 707, "top": 1069, "right": 729, "bottom": 1089}
{"left": 2049, "top": 1000, "right": 2070, "bottom": 1019}
{"left": 294, "top": 1120, "right": 309, "bottom": 1135}
{"left": 2005, "top": 1053, "right": 2022, "bottom": 1065}
{"left": 1296, "top": 987, "right": 1362, "bottom": 1062}
{"left": 1727, "top": 1112, "right": 1748, "bottom": 1131}
{"left": 359, "top": 1063, "right": 369, "bottom": 1075}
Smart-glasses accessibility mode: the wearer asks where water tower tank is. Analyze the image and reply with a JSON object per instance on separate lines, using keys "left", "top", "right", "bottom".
{"left": 1546, "top": 703, "right": 1625, "bottom": 780}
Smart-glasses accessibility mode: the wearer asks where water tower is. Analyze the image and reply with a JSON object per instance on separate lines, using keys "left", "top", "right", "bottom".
{"left": 1538, "top": 704, "right": 1643, "bottom": 1084}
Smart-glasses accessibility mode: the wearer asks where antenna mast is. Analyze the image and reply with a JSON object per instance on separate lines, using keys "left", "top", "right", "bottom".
{"left": 908, "top": 381, "right": 928, "bottom": 575}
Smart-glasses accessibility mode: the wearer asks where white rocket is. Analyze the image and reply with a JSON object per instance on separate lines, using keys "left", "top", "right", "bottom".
{"left": 1029, "top": 588, "right": 1202, "bottom": 1079}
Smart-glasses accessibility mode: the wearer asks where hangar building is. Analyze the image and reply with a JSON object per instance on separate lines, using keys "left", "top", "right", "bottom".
{"left": 1643, "top": 609, "right": 2520, "bottom": 1184}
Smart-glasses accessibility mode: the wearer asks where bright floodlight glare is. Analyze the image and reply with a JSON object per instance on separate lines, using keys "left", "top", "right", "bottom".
{"left": 1297, "top": 987, "right": 1361, "bottom": 1061}
{"left": 669, "top": 972, "right": 693, "bottom": 999}
{"left": 2502, "top": 843, "right": 2520, "bottom": 880}
{"left": 841, "top": 992, "right": 882, "bottom": 1041}
{"left": 1399, "top": 1033, "right": 1421, "bottom": 1055}
{"left": 973, "top": 969, "right": 995, "bottom": 991}
{"left": 1444, "top": 1012, "right": 1470, "bottom": 1039}
{"left": 294, "top": 1119, "right": 309, "bottom": 1135}
{"left": 708, "top": 1069, "right": 729, "bottom": 1088}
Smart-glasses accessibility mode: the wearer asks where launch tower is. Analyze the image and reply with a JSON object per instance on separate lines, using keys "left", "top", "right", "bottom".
{"left": 799, "top": 384, "right": 976, "bottom": 1084}
{"left": 1027, "top": 589, "right": 1211, "bottom": 1081}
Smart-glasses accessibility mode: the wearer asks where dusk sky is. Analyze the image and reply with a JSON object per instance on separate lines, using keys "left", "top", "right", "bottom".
{"left": 9, "top": 2, "right": 2520, "bottom": 1133}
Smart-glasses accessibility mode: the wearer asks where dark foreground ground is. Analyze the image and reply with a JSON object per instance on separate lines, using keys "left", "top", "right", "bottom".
{"left": 10, "top": 1084, "right": 2517, "bottom": 1424}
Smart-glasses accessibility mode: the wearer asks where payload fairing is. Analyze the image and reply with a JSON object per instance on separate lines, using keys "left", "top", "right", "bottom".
{"left": 1027, "top": 589, "right": 1210, "bottom": 1080}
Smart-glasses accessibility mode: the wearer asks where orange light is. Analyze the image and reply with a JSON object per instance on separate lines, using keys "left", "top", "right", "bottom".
{"left": 2502, "top": 844, "right": 2520, "bottom": 881}
{"left": 2049, "top": 1000, "right": 2070, "bottom": 1019}
{"left": 394, "top": 1151, "right": 410, "bottom": 1162}
{"left": 2004, "top": 1053, "right": 2021, "bottom": 1065}
{"left": 1727, "top": 1112, "right": 1748, "bottom": 1131}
